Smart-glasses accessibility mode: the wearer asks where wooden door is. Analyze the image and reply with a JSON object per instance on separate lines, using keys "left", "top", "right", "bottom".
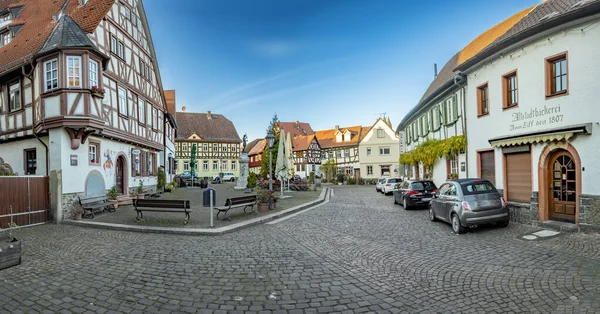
{"left": 116, "top": 156, "right": 124, "bottom": 194}
{"left": 549, "top": 151, "right": 576, "bottom": 221}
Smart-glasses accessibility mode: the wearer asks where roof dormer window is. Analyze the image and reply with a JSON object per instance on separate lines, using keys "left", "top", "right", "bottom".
{"left": 0, "top": 30, "right": 11, "bottom": 48}
{"left": 78, "top": 0, "right": 89, "bottom": 6}
{"left": 0, "top": 12, "right": 12, "bottom": 29}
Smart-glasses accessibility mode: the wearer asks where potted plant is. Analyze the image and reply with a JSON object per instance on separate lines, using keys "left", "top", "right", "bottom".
{"left": 256, "top": 188, "right": 271, "bottom": 212}
{"left": 107, "top": 185, "right": 119, "bottom": 211}
{"left": 136, "top": 180, "right": 145, "bottom": 199}
{"left": 90, "top": 86, "right": 105, "bottom": 98}
{"left": 157, "top": 168, "right": 166, "bottom": 192}
{"left": 0, "top": 222, "right": 21, "bottom": 270}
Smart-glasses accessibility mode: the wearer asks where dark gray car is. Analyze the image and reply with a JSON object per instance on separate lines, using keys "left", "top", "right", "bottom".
{"left": 429, "top": 178, "right": 510, "bottom": 234}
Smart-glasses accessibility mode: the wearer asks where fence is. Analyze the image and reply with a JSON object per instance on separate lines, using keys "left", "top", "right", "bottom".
{"left": 0, "top": 176, "right": 50, "bottom": 228}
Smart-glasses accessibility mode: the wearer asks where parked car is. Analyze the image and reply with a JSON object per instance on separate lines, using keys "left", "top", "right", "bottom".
{"left": 394, "top": 180, "right": 438, "bottom": 209}
{"left": 429, "top": 178, "right": 510, "bottom": 234}
{"left": 213, "top": 172, "right": 236, "bottom": 182}
{"left": 381, "top": 177, "right": 402, "bottom": 195}
{"left": 179, "top": 171, "right": 199, "bottom": 182}
{"left": 375, "top": 176, "right": 389, "bottom": 192}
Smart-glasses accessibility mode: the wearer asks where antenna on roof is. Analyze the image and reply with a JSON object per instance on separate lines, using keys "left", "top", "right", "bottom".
{"left": 434, "top": 63, "right": 438, "bottom": 78}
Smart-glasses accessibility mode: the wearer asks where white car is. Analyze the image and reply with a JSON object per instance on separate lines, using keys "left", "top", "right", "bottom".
{"left": 381, "top": 177, "right": 402, "bottom": 195}
{"left": 214, "top": 172, "right": 236, "bottom": 182}
{"left": 375, "top": 176, "right": 389, "bottom": 192}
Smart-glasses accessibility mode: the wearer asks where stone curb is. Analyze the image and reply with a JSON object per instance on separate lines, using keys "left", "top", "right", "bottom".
{"left": 63, "top": 188, "right": 331, "bottom": 236}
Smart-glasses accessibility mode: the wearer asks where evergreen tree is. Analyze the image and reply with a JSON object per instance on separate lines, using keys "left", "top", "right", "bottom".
{"left": 260, "top": 113, "right": 280, "bottom": 180}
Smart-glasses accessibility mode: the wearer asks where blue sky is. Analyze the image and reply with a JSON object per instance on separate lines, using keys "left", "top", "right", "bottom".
{"left": 144, "top": 0, "right": 537, "bottom": 141}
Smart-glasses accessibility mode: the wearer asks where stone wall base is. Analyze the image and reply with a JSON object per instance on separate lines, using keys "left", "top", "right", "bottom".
{"left": 579, "top": 194, "right": 600, "bottom": 227}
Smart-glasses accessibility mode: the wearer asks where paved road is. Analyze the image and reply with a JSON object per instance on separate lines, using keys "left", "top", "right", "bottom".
{"left": 2, "top": 186, "right": 600, "bottom": 313}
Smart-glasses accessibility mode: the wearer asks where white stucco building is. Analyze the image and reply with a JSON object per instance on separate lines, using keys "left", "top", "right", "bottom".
{"left": 457, "top": 0, "right": 600, "bottom": 228}
{"left": 358, "top": 117, "right": 400, "bottom": 179}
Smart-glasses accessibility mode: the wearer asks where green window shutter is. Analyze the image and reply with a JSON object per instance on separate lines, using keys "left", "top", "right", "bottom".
{"left": 405, "top": 128, "right": 410, "bottom": 145}
{"left": 452, "top": 95, "right": 458, "bottom": 122}
{"left": 441, "top": 103, "right": 447, "bottom": 126}
{"left": 413, "top": 123, "right": 418, "bottom": 140}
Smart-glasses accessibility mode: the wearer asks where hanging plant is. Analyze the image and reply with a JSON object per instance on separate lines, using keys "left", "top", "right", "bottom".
{"left": 399, "top": 135, "right": 466, "bottom": 167}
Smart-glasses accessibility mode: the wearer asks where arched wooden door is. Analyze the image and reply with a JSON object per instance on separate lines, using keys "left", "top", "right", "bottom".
{"left": 549, "top": 151, "right": 576, "bottom": 222}
{"left": 116, "top": 156, "right": 125, "bottom": 194}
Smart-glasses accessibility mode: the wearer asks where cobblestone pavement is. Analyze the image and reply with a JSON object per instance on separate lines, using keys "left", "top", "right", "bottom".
{"left": 2, "top": 186, "right": 600, "bottom": 313}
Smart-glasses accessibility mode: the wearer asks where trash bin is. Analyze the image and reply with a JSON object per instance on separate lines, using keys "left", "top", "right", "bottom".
{"left": 203, "top": 187, "right": 216, "bottom": 207}
{"left": 200, "top": 179, "right": 208, "bottom": 189}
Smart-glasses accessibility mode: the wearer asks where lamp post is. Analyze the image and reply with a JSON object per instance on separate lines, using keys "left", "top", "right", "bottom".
{"left": 266, "top": 132, "right": 275, "bottom": 191}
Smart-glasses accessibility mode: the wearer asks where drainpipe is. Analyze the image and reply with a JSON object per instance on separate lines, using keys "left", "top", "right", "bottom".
{"left": 454, "top": 74, "right": 468, "bottom": 178}
{"left": 23, "top": 64, "right": 49, "bottom": 176}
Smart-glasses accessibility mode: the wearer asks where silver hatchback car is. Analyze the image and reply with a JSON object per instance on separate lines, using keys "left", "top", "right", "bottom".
{"left": 429, "top": 179, "right": 510, "bottom": 234}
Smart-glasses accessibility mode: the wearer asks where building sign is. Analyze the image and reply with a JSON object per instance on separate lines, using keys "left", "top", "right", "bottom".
{"left": 132, "top": 149, "right": 140, "bottom": 156}
{"left": 70, "top": 155, "right": 78, "bottom": 166}
{"left": 509, "top": 104, "right": 563, "bottom": 132}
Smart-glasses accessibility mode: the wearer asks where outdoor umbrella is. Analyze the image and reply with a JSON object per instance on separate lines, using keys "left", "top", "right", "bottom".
{"left": 286, "top": 131, "right": 294, "bottom": 179}
{"left": 275, "top": 131, "right": 288, "bottom": 195}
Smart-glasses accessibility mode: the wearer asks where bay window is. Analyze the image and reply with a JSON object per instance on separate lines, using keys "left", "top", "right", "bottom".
{"left": 66, "top": 56, "right": 81, "bottom": 88}
{"left": 44, "top": 59, "right": 58, "bottom": 92}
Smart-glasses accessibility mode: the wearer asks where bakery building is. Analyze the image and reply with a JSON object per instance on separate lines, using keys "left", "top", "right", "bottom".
{"left": 457, "top": 0, "right": 600, "bottom": 228}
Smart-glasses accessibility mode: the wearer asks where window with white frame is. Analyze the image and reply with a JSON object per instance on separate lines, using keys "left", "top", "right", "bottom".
{"left": 203, "top": 160, "right": 208, "bottom": 171}
{"left": 379, "top": 147, "right": 391, "bottom": 155}
{"left": 212, "top": 161, "right": 218, "bottom": 170}
{"left": 213, "top": 144, "right": 218, "bottom": 151}
{"left": 66, "top": 56, "right": 81, "bottom": 88}
{"left": 183, "top": 161, "right": 189, "bottom": 171}
{"left": 222, "top": 144, "right": 227, "bottom": 152}
{"left": 89, "top": 142, "right": 99, "bottom": 164}
{"left": 8, "top": 81, "right": 21, "bottom": 112}
{"left": 138, "top": 98, "right": 145, "bottom": 124}
{"left": 345, "top": 167, "right": 353, "bottom": 175}
{"left": 0, "top": 30, "right": 11, "bottom": 48}
{"left": 89, "top": 60, "right": 98, "bottom": 87}
{"left": 151, "top": 107, "right": 158, "bottom": 128}
{"left": 451, "top": 157, "right": 458, "bottom": 175}
{"left": 203, "top": 143, "right": 208, "bottom": 151}
{"left": 367, "top": 147, "right": 372, "bottom": 156}
{"left": 118, "top": 87, "right": 127, "bottom": 115}
{"left": 377, "top": 129, "right": 385, "bottom": 138}
{"left": 44, "top": 59, "right": 58, "bottom": 92}
{"left": 148, "top": 153, "right": 154, "bottom": 174}
{"left": 110, "top": 35, "right": 117, "bottom": 54}
{"left": 231, "top": 161, "right": 236, "bottom": 170}
{"left": 336, "top": 150, "right": 341, "bottom": 158}
{"left": 124, "top": 6, "right": 131, "bottom": 20}
{"left": 133, "top": 152, "right": 140, "bottom": 175}
{"left": 221, "top": 160, "right": 227, "bottom": 170}
{"left": 344, "top": 149, "right": 350, "bottom": 157}
{"left": 367, "top": 166, "right": 373, "bottom": 175}
{"left": 117, "top": 41, "right": 124, "bottom": 59}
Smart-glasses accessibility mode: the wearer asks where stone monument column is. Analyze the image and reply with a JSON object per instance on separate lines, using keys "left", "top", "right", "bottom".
{"left": 234, "top": 152, "right": 250, "bottom": 190}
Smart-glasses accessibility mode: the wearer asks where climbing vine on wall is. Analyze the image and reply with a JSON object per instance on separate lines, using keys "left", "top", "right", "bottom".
{"left": 399, "top": 135, "right": 466, "bottom": 170}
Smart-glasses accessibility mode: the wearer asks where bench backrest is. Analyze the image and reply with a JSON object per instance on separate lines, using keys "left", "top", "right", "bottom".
{"left": 225, "top": 195, "right": 258, "bottom": 206}
{"left": 79, "top": 195, "right": 107, "bottom": 205}
{"left": 135, "top": 199, "right": 190, "bottom": 209}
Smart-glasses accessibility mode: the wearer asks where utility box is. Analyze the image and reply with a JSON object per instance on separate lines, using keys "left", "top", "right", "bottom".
{"left": 203, "top": 187, "right": 216, "bottom": 207}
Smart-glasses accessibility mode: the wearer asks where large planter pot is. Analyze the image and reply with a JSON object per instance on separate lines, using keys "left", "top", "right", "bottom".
{"left": 108, "top": 200, "right": 118, "bottom": 212}
{"left": 73, "top": 212, "right": 82, "bottom": 220}
{"left": 137, "top": 194, "right": 145, "bottom": 199}
{"left": 0, "top": 238, "right": 21, "bottom": 270}
{"left": 258, "top": 203, "right": 269, "bottom": 212}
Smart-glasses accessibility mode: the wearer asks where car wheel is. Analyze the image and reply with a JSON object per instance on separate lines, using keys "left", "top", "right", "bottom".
{"left": 497, "top": 220, "right": 510, "bottom": 228}
{"left": 452, "top": 214, "right": 465, "bottom": 234}
{"left": 230, "top": 178, "right": 235, "bottom": 182}
{"left": 403, "top": 197, "right": 410, "bottom": 210}
{"left": 429, "top": 205, "right": 437, "bottom": 221}
{"left": 393, "top": 196, "right": 398, "bottom": 204}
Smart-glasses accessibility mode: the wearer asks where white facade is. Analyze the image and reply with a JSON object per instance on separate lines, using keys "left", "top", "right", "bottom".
{"left": 463, "top": 15, "right": 600, "bottom": 225}
{"left": 358, "top": 119, "right": 400, "bottom": 179}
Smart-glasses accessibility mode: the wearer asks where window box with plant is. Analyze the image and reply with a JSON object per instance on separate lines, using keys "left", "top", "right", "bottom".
{"left": 107, "top": 185, "right": 119, "bottom": 210}
{"left": 91, "top": 86, "right": 105, "bottom": 98}
{"left": 1, "top": 222, "right": 21, "bottom": 271}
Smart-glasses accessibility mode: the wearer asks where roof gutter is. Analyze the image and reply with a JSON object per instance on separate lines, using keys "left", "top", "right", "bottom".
{"left": 456, "top": 2, "right": 600, "bottom": 72}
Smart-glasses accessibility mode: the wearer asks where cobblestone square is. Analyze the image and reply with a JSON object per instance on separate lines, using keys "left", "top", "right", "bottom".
{"left": 2, "top": 186, "right": 600, "bottom": 313}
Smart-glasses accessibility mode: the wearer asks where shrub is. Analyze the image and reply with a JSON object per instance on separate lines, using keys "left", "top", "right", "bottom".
{"left": 336, "top": 174, "right": 345, "bottom": 183}
{"left": 107, "top": 185, "right": 118, "bottom": 200}
{"left": 157, "top": 168, "right": 166, "bottom": 190}
{"left": 247, "top": 172, "right": 258, "bottom": 188}
{"left": 309, "top": 171, "right": 315, "bottom": 184}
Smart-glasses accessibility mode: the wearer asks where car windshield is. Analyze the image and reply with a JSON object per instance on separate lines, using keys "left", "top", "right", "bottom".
{"left": 461, "top": 180, "right": 497, "bottom": 195}
{"left": 410, "top": 181, "right": 436, "bottom": 191}
{"left": 387, "top": 178, "right": 398, "bottom": 183}
{"left": 378, "top": 178, "right": 386, "bottom": 183}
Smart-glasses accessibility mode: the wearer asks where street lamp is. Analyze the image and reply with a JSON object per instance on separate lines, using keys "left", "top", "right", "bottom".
{"left": 266, "top": 132, "right": 275, "bottom": 191}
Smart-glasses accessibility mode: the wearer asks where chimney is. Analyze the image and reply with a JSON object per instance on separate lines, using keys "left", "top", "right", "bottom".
{"left": 434, "top": 63, "right": 438, "bottom": 78}
{"left": 207, "top": 111, "right": 212, "bottom": 120}
{"left": 165, "top": 90, "right": 176, "bottom": 113}
{"left": 335, "top": 125, "right": 339, "bottom": 132}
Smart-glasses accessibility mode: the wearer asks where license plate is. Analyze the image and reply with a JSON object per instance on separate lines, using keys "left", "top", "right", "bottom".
{"left": 422, "top": 198, "right": 431, "bottom": 202}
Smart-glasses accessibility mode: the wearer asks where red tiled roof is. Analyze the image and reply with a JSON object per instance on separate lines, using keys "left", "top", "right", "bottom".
{"left": 0, "top": 0, "right": 112, "bottom": 75}
{"left": 315, "top": 125, "right": 364, "bottom": 149}
{"left": 244, "top": 138, "right": 262, "bottom": 153}
{"left": 175, "top": 112, "right": 241, "bottom": 143}
{"left": 292, "top": 135, "right": 317, "bottom": 152}
{"left": 276, "top": 121, "right": 315, "bottom": 138}
{"left": 248, "top": 139, "right": 266, "bottom": 156}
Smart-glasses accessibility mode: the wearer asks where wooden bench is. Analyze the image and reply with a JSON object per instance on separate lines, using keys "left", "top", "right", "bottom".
{"left": 79, "top": 195, "right": 110, "bottom": 219}
{"left": 134, "top": 199, "right": 193, "bottom": 224}
{"left": 214, "top": 195, "right": 258, "bottom": 220}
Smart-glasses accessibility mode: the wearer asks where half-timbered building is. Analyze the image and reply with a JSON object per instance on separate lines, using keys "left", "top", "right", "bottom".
{"left": 274, "top": 121, "right": 315, "bottom": 139}
{"left": 315, "top": 125, "right": 369, "bottom": 179}
{"left": 292, "top": 134, "right": 321, "bottom": 178}
{"left": 245, "top": 138, "right": 264, "bottom": 175}
{"left": 0, "top": 0, "right": 170, "bottom": 221}
{"left": 174, "top": 111, "right": 242, "bottom": 179}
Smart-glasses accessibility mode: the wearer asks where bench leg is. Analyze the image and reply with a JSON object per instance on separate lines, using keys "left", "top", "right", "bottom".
{"left": 185, "top": 212, "right": 190, "bottom": 225}
{"left": 135, "top": 210, "right": 143, "bottom": 221}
